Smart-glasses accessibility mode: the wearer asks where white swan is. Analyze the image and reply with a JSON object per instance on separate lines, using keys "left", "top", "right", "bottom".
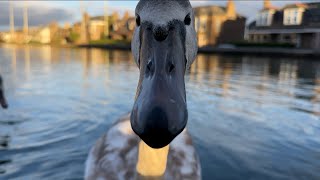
{"left": 85, "top": 0, "right": 200, "bottom": 179}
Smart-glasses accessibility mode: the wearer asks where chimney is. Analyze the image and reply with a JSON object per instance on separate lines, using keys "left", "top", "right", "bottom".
{"left": 264, "top": 0, "right": 271, "bottom": 9}
{"left": 80, "top": 2, "right": 90, "bottom": 44}
{"left": 23, "top": 3, "right": 29, "bottom": 36}
{"left": 80, "top": 12, "right": 90, "bottom": 44}
{"left": 9, "top": 2, "right": 15, "bottom": 41}
{"left": 226, "top": 0, "right": 236, "bottom": 20}
{"left": 104, "top": 2, "right": 109, "bottom": 38}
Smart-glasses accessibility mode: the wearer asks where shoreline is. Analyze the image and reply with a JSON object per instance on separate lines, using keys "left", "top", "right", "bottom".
{"left": 198, "top": 46, "right": 320, "bottom": 58}
{"left": 78, "top": 44, "right": 320, "bottom": 58}
{"left": 2, "top": 43, "right": 320, "bottom": 58}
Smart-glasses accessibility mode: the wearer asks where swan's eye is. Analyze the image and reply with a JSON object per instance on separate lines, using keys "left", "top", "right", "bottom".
{"left": 184, "top": 14, "right": 191, "bottom": 25}
{"left": 136, "top": 15, "right": 141, "bottom": 26}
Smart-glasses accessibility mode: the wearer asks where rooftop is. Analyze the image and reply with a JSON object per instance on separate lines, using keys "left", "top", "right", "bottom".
{"left": 194, "top": 5, "right": 227, "bottom": 16}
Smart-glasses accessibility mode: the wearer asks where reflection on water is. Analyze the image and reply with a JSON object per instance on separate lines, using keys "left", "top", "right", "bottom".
{"left": 0, "top": 44, "right": 319, "bottom": 179}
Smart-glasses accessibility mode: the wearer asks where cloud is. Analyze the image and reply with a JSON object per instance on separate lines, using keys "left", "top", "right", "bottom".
{"left": 0, "top": 1, "right": 74, "bottom": 30}
{"left": 1, "top": 0, "right": 319, "bottom": 31}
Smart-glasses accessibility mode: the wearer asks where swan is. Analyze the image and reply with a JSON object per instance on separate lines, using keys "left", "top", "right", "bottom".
{"left": 85, "top": 0, "right": 200, "bottom": 179}
{"left": 0, "top": 75, "right": 8, "bottom": 109}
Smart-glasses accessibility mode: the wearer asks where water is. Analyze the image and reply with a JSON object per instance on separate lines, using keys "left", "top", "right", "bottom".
{"left": 0, "top": 45, "right": 319, "bottom": 180}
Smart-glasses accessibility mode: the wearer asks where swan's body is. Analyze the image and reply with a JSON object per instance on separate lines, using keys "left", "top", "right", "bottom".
{"left": 85, "top": 115, "right": 201, "bottom": 180}
{"left": 85, "top": 0, "right": 200, "bottom": 179}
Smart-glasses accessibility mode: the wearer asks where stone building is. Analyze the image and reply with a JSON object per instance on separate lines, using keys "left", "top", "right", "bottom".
{"left": 194, "top": 0, "right": 246, "bottom": 47}
{"left": 80, "top": 12, "right": 91, "bottom": 44}
{"left": 32, "top": 27, "right": 51, "bottom": 44}
{"left": 109, "top": 11, "right": 135, "bottom": 41}
{"left": 89, "top": 16, "right": 106, "bottom": 41}
{"left": 71, "top": 11, "right": 135, "bottom": 43}
{"left": 247, "top": 0, "right": 320, "bottom": 49}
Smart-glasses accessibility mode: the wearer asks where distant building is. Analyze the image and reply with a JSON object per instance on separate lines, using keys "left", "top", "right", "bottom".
{"left": 71, "top": 11, "right": 135, "bottom": 43}
{"left": 248, "top": 1, "right": 320, "bottom": 49}
{"left": 1, "top": 30, "right": 30, "bottom": 44}
{"left": 71, "top": 14, "right": 106, "bottom": 43}
{"left": 0, "top": 32, "right": 13, "bottom": 43}
{"left": 80, "top": 12, "right": 91, "bottom": 44}
{"left": 109, "top": 11, "right": 135, "bottom": 41}
{"left": 89, "top": 16, "right": 106, "bottom": 41}
{"left": 194, "top": 0, "right": 246, "bottom": 47}
{"left": 31, "top": 26, "right": 51, "bottom": 44}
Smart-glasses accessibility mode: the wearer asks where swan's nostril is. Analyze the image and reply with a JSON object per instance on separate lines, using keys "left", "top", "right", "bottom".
{"left": 168, "top": 63, "right": 175, "bottom": 73}
{"left": 146, "top": 60, "right": 153, "bottom": 72}
{"left": 154, "top": 26, "right": 168, "bottom": 42}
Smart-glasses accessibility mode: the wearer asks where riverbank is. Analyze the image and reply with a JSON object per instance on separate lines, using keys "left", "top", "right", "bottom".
{"left": 77, "top": 44, "right": 320, "bottom": 58}
{"left": 78, "top": 44, "right": 131, "bottom": 51}
{"left": 199, "top": 46, "right": 320, "bottom": 57}
{"left": 0, "top": 42, "right": 77, "bottom": 49}
{"left": 2, "top": 43, "right": 319, "bottom": 58}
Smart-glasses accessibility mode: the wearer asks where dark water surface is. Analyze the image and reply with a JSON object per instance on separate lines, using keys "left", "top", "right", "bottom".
{"left": 0, "top": 45, "right": 319, "bottom": 180}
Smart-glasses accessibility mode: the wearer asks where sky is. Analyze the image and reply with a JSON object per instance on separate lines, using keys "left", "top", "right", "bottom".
{"left": 0, "top": 0, "right": 318, "bottom": 31}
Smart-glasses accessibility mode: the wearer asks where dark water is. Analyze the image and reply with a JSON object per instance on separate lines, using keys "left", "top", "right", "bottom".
{"left": 0, "top": 45, "right": 319, "bottom": 180}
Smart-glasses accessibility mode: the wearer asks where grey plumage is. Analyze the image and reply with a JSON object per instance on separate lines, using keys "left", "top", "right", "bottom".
{"left": 85, "top": 115, "right": 201, "bottom": 180}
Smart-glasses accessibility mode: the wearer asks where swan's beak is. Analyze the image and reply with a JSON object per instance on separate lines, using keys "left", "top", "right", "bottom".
{"left": 0, "top": 80, "right": 8, "bottom": 109}
{"left": 131, "top": 22, "right": 187, "bottom": 148}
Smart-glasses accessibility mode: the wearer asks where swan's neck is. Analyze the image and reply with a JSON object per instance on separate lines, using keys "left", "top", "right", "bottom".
{"left": 136, "top": 140, "right": 169, "bottom": 179}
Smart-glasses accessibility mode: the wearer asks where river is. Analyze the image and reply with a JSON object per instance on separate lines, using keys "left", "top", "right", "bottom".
{"left": 0, "top": 45, "right": 319, "bottom": 179}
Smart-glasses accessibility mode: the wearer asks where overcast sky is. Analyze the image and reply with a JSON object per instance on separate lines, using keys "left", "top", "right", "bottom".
{"left": 0, "top": 0, "right": 318, "bottom": 31}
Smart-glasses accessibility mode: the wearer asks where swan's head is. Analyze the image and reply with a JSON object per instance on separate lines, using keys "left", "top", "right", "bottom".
{"left": 130, "top": 0, "right": 197, "bottom": 148}
{"left": 0, "top": 76, "right": 8, "bottom": 109}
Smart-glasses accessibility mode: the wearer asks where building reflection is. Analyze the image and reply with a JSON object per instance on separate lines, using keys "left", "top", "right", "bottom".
{"left": 190, "top": 54, "right": 207, "bottom": 82}
{"left": 268, "top": 59, "right": 281, "bottom": 77}
{"left": 90, "top": 48, "right": 105, "bottom": 78}
{"left": 221, "top": 62, "right": 232, "bottom": 97}
{"left": 188, "top": 53, "right": 320, "bottom": 110}
{"left": 257, "top": 60, "right": 271, "bottom": 100}
{"left": 274, "top": 59, "right": 297, "bottom": 100}
{"left": 41, "top": 46, "right": 52, "bottom": 63}
{"left": 311, "top": 65, "right": 320, "bottom": 116}
{"left": 78, "top": 48, "right": 136, "bottom": 79}
{"left": 81, "top": 48, "right": 91, "bottom": 78}
{"left": 313, "top": 81, "right": 320, "bottom": 116}
{"left": 11, "top": 46, "right": 16, "bottom": 76}
{"left": 104, "top": 50, "right": 110, "bottom": 79}
{"left": 294, "top": 60, "right": 319, "bottom": 105}
{"left": 4, "top": 45, "right": 320, "bottom": 116}
{"left": 189, "top": 54, "right": 221, "bottom": 84}
{"left": 24, "top": 46, "right": 31, "bottom": 79}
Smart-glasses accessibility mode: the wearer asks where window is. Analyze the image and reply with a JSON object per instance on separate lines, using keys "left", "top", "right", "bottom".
{"left": 284, "top": 35, "right": 291, "bottom": 40}
{"left": 283, "top": 8, "right": 304, "bottom": 25}
{"left": 195, "top": 17, "right": 199, "bottom": 32}
{"left": 200, "top": 16, "right": 207, "bottom": 32}
{"left": 215, "top": 19, "right": 221, "bottom": 34}
{"left": 127, "top": 21, "right": 135, "bottom": 31}
{"left": 256, "top": 10, "right": 275, "bottom": 26}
